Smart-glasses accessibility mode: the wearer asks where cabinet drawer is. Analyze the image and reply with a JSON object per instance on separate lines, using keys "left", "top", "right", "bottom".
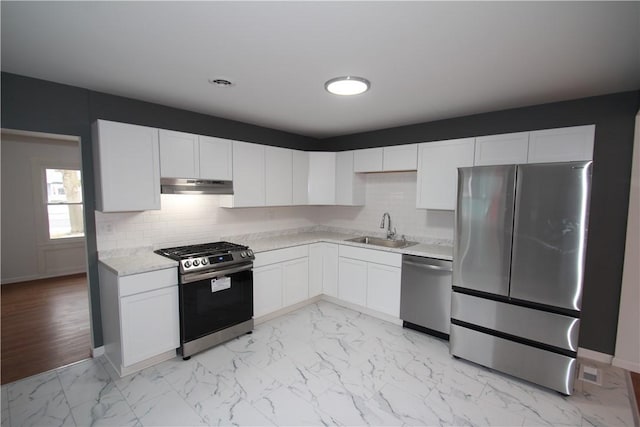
{"left": 254, "top": 245, "right": 309, "bottom": 268}
{"left": 339, "top": 245, "right": 401, "bottom": 267}
{"left": 119, "top": 268, "right": 177, "bottom": 297}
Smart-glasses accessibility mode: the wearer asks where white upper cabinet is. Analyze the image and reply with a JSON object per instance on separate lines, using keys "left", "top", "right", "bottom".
{"left": 474, "top": 132, "right": 529, "bottom": 166}
{"left": 528, "top": 125, "right": 595, "bottom": 163}
{"left": 292, "top": 150, "right": 309, "bottom": 205}
{"left": 383, "top": 144, "right": 418, "bottom": 171}
{"left": 335, "top": 151, "right": 365, "bottom": 206}
{"left": 159, "top": 131, "right": 233, "bottom": 180}
{"left": 265, "top": 146, "right": 293, "bottom": 206}
{"left": 416, "top": 138, "right": 475, "bottom": 210}
{"left": 159, "top": 129, "right": 199, "bottom": 179}
{"left": 199, "top": 136, "right": 233, "bottom": 180}
{"left": 92, "top": 120, "right": 160, "bottom": 212}
{"left": 220, "top": 141, "right": 265, "bottom": 207}
{"left": 354, "top": 148, "right": 383, "bottom": 172}
{"left": 308, "top": 152, "right": 336, "bottom": 205}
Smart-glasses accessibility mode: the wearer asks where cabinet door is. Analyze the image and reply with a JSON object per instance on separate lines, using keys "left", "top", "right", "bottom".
{"left": 336, "top": 151, "right": 365, "bottom": 206}
{"left": 416, "top": 138, "right": 475, "bottom": 210}
{"left": 528, "top": 125, "right": 595, "bottom": 163}
{"left": 265, "top": 146, "right": 293, "bottom": 206}
{"left": 366, "top": 263, "right": 401, "bottom": 317}
{"left": 383, "top": 144, "right": 418, "bottom": 171}
{"left": 323, "top": 244, "right": 339, "bottom": 297}
{"left": 199, "top": 136, "right": 233, "bottom": 180}
{"left": 308, "top": 152, "right": 336, "bottom": 205}
{"left": 292, "top": 150, "right": 309, "bottom": 205}
{"left": 308, "top": 244, "right": 324, "bottom": 298}
{"left": 283, "top": 258, "right": 309, "bottom": 306}
{"left": 120, "top": 286, "right": 179, "bottom": 367}
{"left": 338, "top": 257, "right": 367, "bottom": 306}
{"left": 229, "top": 142, "right": 265, "bottom": 207}
{"left": 93, "top": 120, "right": 160, "bottom": 212}
{"left": 159, "top": 129, "right": 199, "bottom": 179}
{"left": 253, "top": 264, "right": 283, "bottom": 317}
{"left": 474, "top": 132, "right": 529, "bottom": 166}
{"left": 354, "top": 148, "right": 383, "bottom": 172}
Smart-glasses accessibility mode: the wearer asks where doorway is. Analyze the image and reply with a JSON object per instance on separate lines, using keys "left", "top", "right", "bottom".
{"left": 0, "top": 130, "right": 91, "bottom": 384}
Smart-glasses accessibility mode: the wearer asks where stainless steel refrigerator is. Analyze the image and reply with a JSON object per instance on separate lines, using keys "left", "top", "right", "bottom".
{"left": 450, "top": 161, "right": 592, "bottom": 395}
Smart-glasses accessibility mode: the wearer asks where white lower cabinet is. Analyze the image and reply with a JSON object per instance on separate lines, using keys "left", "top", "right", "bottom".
{"left": 253, "top": 245, "right": 309, "bottom": 318}
{"left": 366, "top": 263, "right": 402, "bottom": 317}
{"left": 98, "top": 264, "right": 179, "bottom": 376}
{"left": 338, "top": 257, "right": 368, "bottom": 306}
{"left": 309, "top": 243, "right": 339, "bottom": 298}
{"left": 253, "top": 264, "right": 283, "bottom": 318}
{"left": 338, "top": 245, "right": 402, "bottom": 318}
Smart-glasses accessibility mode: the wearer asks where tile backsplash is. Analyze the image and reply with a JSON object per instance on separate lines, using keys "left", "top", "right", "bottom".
{"left": 95, "top": 171, "right": 454, "bottom": 252}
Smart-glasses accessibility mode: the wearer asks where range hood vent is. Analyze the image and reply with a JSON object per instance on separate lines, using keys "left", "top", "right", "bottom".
{"left": 160, "top": 178, "right": 233, "bottom": 195}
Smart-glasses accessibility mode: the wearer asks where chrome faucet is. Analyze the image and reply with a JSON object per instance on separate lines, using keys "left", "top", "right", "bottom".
{"left": 380, "top": 212, "right": 396, "bottom": 240}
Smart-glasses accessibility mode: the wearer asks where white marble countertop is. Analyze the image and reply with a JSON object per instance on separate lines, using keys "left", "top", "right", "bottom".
{"left": 99, "top": 252, "right": 178, "bottom": 277}
{"left": 99, "top": 228, "right": 453, "bottom": 276}
{"left": 230, "top": 230, "right": 453, "bottom": 261}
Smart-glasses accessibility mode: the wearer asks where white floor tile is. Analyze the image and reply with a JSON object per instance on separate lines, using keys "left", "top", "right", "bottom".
{"left": 57, "top": 359, "right": 113, "bottom": 408}
{"left": 70, "top": 390, "right": 139, "bottom": 427}
{"left": 130, "top": 390, "right": 206, "bottom": 427}
{"left": 7, "top": 371, "right": 63, "bottom": 409}
{"left": 9, "top": 390, "right": 74, "bottom": 427}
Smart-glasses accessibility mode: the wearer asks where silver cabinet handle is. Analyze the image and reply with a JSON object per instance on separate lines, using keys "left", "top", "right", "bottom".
{"left": 403, "top": 260, "right": 452, "bottom": 272}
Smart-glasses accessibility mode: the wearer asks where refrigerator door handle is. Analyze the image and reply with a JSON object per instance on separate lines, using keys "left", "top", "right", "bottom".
{"left": 402, "top": 260, "right": 453, "bottom": 272}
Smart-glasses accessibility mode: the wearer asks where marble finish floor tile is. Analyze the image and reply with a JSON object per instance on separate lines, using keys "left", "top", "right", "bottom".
{"left": 3, "top": 300, "right": 636, "bottom": 426}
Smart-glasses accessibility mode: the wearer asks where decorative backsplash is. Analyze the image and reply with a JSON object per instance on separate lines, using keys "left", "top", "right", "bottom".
{"left": 95, "top": 171, "right": 454, "bottom": 251}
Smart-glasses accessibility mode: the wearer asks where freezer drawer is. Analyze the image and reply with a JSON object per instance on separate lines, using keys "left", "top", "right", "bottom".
{"left": 400, "top": 255, "right": 452, "bottom": 337}
{"left": 450, "top": 324, "right": 577, "bottom": 395}
{"left": 451, "top": 292, "right": 580, "bottom": 352}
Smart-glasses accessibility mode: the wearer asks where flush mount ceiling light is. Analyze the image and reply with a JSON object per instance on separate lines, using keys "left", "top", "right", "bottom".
{"left": 325, "top": 76, "right": 370, "bottom": 96}
{"left": 208, "top": 78, "right": 234, "bottom": 87}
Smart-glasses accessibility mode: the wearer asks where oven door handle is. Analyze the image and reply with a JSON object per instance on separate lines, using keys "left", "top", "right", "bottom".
{"left": 181, "top": 262, "right": 253, "bottom": 284}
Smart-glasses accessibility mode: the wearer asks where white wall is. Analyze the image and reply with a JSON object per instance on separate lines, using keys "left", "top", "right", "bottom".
{"left": 95, "top": 170, "right": 454, "bottom": 252}
{"left": 317, "top": 171, "right": 454, "bottom": 241}
{"left": 1, "top": 132, "right": 87, "bottom": 283}
{"left": 613, "top": 113, "right": 640, "bottom": 373}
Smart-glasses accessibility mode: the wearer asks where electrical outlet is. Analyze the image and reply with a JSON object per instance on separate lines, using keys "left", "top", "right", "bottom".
{"left": 99, "top": 222, "right": 115, "bottom": 235}
{"left": 578, "top": 363, "right": 602, "bottom": 385}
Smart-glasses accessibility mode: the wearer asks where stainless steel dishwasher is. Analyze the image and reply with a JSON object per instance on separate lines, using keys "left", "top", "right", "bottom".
{"left": 400, "top": 254, "right": 453, "bottom": 340}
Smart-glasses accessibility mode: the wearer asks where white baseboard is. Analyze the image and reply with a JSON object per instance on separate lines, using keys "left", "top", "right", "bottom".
{"left": 613, "top": 356, "right": 640, "bottom": 373}
{"left": 1, "top": 270, "right": 86, "bottom": 285}
{"left": 91, "top": 346, "right": 105, "bottom": 357}
{"left": 254, "top": 295, "right": 322, "bottom": 325}
{"left": 578, "top": 347, "right": 614, "bottom": 364}
{"left": 321, "top": 295, "right": 403, "bottom": 326}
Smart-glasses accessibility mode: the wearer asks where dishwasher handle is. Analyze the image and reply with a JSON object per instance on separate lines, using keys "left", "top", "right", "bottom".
{"left": 402, "top": 259, "right": 452, "bottom": 272}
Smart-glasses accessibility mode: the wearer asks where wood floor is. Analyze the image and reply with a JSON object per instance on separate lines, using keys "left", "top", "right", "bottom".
{"left": 1, "top": 273, "right": 91, "bottom": 384}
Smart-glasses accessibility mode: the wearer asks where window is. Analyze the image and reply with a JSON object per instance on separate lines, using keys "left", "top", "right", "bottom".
{"left": 45, "top": 168, "right": 84, "bottom": 239}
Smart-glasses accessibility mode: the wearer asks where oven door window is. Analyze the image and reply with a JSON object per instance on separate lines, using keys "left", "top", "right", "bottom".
{"left": 180, "top": 270, "right": 253, "bottom": 342}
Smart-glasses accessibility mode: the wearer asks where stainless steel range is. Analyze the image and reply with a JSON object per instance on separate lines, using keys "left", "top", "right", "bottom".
{"left": 155, "top": 241, "right": 255, "bottom": 359}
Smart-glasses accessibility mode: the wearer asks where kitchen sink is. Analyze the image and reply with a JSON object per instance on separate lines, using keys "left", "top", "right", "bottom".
{"left": 345, "top": 236, "right": 418, "bottom": 249}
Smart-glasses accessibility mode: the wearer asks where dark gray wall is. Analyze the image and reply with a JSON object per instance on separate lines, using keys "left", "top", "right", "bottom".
{"left": 323, "top": 91, "right": 640, "bottom": 355}
{"left": 2, "top": 71, "right": 638, "bottom": 355}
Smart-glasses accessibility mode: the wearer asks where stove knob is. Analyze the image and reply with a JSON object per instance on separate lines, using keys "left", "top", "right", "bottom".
{"left": 240, "top": 252, "right": 246, "bottom": 258}
{"left": 248, "top": 250, "right": 253, "bottom": 256}
{"left": 201, "top": 258, "right": 208, "bottom": 265}
{"left": 193, "top": 259, "right": 200, "bottom": 267}
{"left": 184, "top": 261, "right": 192, "bottom": 268}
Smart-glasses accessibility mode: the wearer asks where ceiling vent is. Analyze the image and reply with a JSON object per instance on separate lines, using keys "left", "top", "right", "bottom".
{"left": 208, "top": 78, "right": 234, "bottom": 87}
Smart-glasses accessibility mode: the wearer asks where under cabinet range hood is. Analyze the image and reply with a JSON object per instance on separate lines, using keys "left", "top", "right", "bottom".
{"left": 160, "top": 178, "right": 233, "bottom": 195}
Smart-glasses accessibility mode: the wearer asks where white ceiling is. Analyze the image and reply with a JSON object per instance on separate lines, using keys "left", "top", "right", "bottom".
{"left": 2, "top": 1, "right": 639, "bottom": 139}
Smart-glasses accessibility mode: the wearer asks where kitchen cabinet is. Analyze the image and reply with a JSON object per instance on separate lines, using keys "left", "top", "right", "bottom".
{"left": 309, "top": 243, "right": 338, "bottom": 297}
{"left": 253, "top": 245, "right": 309, "bottom": 318}
{"left": 220, "top": 141, "right": 265, "bottom": 207}
{"left": 354, "top": 148, "right": 383, "bottom": 172}
{"left": 98, "top": 264, "right": 179, "bottom": 376}
{"left": 383, "top": 144, "right": 418, "bottom": 171}
{"left": 338, "top": 245, "right": 402, "bottom": 317}
{"left": 159, "top": 131, "right": 233, "bottom": 180}
{"left": 416, "top": 138, "right": 475, "bottom": 210}
{"left": 308, "top": 152, "right": 336, "bottom": 205}
{"left": 92, "top": 120, "right": 160, "bottom": 212}
{"left": 265, "top": 146, "right": 293, "bottom": 206}
{"left": 528, "top": 125, "right": 595, "bottom": 163}
{"left": 292, "top": 150, "right": 309, "bottom": 205}
{"left": 335, "top": 151, "right": 365, "bottom": 205}
{"left": 474, "top": 132, "right": 529, "bottom": 166}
